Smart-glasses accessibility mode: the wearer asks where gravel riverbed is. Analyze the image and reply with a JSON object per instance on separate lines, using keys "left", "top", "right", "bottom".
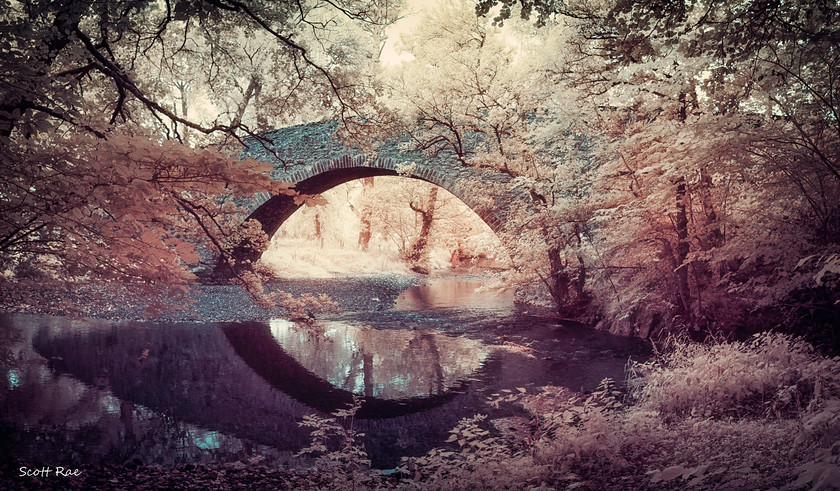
{"left": 1, "top": 274, "right": 421, "bottom": 324}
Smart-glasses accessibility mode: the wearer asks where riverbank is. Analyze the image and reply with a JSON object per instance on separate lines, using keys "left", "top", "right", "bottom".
{"left": 3, "top": 331, "right": 837, "bottom": 490}
{"left": 0, "top": 274, "right": 420, "bottom": 324}
{"left": 2, "top": 274, "right": 837, "bottom": 489}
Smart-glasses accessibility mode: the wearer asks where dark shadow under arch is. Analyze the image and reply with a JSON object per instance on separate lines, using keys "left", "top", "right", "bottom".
{"left": 221, "top": 321, "right": 468, "bottom": 419}
{"left": 249, "top": 167, "right": 402, "bottom": 241}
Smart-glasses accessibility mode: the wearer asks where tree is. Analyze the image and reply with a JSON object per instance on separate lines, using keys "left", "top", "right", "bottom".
{"left": 385, "top": 0, "right": 548, "bottom": 167}
{"left": 1, "top": 0, "right": 400, "bottom": 140}
{"left": 476, "top": 0, "right": 839, "bottom": 205}
{"left": 0, "top": 0, "right": 400, "bottom": 310}
{"left": 380, "top": 0, "right": 595, "bottom": 313}
{"left": 405, "top": 185, "right": 437, "bottom": 271}
{"left": 356, "top": 177, "right": 374, "bottom": 251}
{"left": 472, "top": 0, "right": 840, "bottom": 336}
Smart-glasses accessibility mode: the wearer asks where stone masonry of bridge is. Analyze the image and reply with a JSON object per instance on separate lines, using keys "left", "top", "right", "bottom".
{"left": 239, "top": 120, "right": 517, "bottom": 244}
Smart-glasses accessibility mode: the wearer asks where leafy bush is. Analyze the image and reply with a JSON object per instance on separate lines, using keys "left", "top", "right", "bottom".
{"left": 630, "top": 332, "right": 840, "bottom": 419}
{"left": 517, "top": 379, "right": 628, "bottom": 479}
{"left": 394, "top": 414, "right": 541, "bottom": 489}
{"left": 295, "top": 398, "right": 383, "bottom": 490}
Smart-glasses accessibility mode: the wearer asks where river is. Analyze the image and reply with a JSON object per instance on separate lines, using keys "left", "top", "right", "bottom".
{"left": 0, "top": 276, "right": 649, "bottom": 469}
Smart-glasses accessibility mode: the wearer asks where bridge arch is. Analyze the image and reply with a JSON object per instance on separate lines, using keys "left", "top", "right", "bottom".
{"left": 231, "top": 121, "right": 518, "bottom": 266}
{"left": 247, "top": 153, "right": 503, "bottom": 242}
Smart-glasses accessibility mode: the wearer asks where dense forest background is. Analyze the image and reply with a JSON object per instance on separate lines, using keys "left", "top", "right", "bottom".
{"left": 1, "top": 0, "right": 838, "bottom": 343}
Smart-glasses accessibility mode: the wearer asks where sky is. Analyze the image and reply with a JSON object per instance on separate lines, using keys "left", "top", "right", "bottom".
{"left": 379, "top": 0, "right": 442, "bottom": 65}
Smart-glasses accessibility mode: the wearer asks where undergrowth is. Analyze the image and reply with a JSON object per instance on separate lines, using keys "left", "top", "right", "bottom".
{"left": 294, "top": 332, "right": 840, "bottom": 490}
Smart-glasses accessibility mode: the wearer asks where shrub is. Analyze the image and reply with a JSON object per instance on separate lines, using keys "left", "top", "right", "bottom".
{"left": 629, "top": 332, "right": 840, "bottom": 419}
{"left": 394, "top": 414, "right": 542, "bottom": 489}
{"left": 295, "top": 398, "right": 383, "bottom": 490}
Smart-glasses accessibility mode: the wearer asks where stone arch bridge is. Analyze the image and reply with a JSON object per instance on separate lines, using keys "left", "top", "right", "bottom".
{"left": 238, "top": 120, "right": 520, "bottom": 251}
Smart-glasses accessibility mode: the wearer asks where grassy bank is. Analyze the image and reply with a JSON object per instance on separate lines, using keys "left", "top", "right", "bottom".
{"left": 293, "top": 331, "right": 840, "bottom": 490}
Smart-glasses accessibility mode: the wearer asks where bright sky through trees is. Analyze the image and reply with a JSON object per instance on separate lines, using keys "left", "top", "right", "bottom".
{"left": 379, "top": 0, "right": 430, "bottom": 66}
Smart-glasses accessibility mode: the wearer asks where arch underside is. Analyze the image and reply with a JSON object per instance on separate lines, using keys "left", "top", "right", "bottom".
{"left": 247, "top": 165, "right": 504, "bottom": 241}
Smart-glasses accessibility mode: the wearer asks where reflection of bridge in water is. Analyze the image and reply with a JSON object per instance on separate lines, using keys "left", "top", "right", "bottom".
{"left": 271, "top": 320, "right": 487, "bottom": 398}
{"left": 13, "top": 310, "right": 650, "bottom": 469}
{"left": 224, "top": 320, "right": 490, "bottom": 418}
{"left": 30, "top": 317, "right": 499, "bottom": 467}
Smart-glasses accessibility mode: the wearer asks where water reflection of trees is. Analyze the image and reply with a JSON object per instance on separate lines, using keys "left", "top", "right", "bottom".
{"left": 394, "top": 279, "right": 514, "bottom": 311}
{"left": 12, "top": 315, "right": 501, "bottom": 467}
{"left": 1, "top": 315, "right": 291, "bottom": 467}
{"left": 31, "top": 319, "right": 315, "bottom": 452}
{"left": 268, "top": 319, "right": 489, "bottom": 400}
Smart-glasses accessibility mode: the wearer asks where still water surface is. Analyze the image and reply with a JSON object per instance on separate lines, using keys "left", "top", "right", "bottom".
{"left": 0, "top": 278, "right": 648, "bottom": 469}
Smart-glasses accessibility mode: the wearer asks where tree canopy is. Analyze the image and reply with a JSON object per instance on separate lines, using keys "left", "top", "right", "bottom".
{"left": 1, "top": 0, "right": 837, "bottom": 337}
{"left": 0, "top": 0, "right": 400, "bottom": 309}
{"left": 376, "top": 0, "right": 839, "bottom": 338}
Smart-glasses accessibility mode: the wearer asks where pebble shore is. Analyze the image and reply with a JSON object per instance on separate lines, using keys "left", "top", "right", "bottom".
{"left": 0, "top": 274, "right": 420, "bottom": 324}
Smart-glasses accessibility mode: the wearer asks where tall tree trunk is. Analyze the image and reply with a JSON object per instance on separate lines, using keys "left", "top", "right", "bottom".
{"left": 407, "top": 187, "right": 438, "bottom": 268}
{"left": 314, "top": 213, "right": 324, "bottom": 248}
{"left": 674, "top": 176, "right": 693, "bottom": 320}
{"left": 358, "top": 177, "right": 374, "bottom": 251}
{"left": 574, "top": 253, "right": 587, "bottom": 299}
{"left": 254, "top": 76, "right": 268, "bottom": 132}
{"left": 693, "top": 164, "right": 724, "bottom": 304}
{"left": 543, "top": 224, "right": 588, "bottom": 317}
{"left": 697, "top": 165, "right": 723, "bottom": 250}
{"left": 230, "top": 74, "right": 261, "bottom": 130}
{"left": 673, "top": 92, "right": 694, "bottom": 322}
{"left": 174, "top": 81, "right": 189, "bottom": 145}
{"left": 547, "top": 245, "right": 571, "bottom": 314}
